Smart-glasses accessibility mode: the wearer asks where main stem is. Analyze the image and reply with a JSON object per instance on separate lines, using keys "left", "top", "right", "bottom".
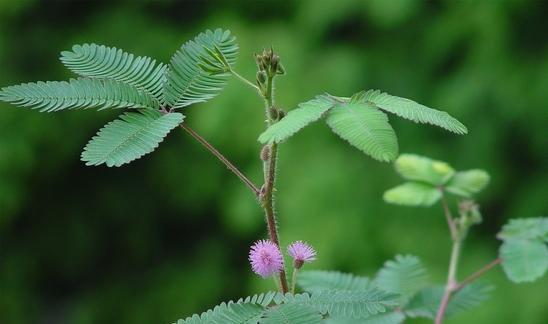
{"left": 261, "top": 75, "right": 289, "bottom": 294}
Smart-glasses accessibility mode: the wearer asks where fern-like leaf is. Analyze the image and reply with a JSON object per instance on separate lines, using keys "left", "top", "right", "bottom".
{"left": 282, "top": 289, "right": 399, "bottom": 319}
{"left": 164, "top": 28, "right": 238, "bottom": 108}
{"left": 326, "top": 102, "right": 398, "bottom": 162}
{"left": 374, "top": 255, "right": 428, "bottom": 303}
{"left": 325, "top": 312, "right": 405, "bottom": 324}
{"left": 175, "top": 302, "right": 264, "bottom": 324}
{"left": 0, "top": 78, "right": 159, "bottom": 112}
{"left": 360, "top": 90, "right": 467, "bottom": 134}
{"left": 173, "top": 292, "right": 280, "bottom": 324}
{"left": 298, "top": 270, "right": 370, "bottom": 293}
{"left": 404, "top": 282, "right": 493, "bottom": 319}
{"left": 258, "top": 95, "right": 334, "bottom": 144}
{"left": 60, "top": 44, "right": 167, "bottom": 99}
{"left": 81, "top": 110, "right": 183, "bottom": 167}
{"left": 260, "top": 303, "right": 322, "bottom": 324}
{"left": 383, "top": 182, "right": 441, "bottom": 207}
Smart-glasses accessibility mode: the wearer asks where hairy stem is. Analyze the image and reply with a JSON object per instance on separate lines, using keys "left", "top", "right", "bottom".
{"left": 180, "top": 123, "right": 260, "bottom": 196}
{"left": 455, "top": 258, "right": 501, "bottom": 292}
{"left": 260, "top": 74, "right": 289, "bottom": 294}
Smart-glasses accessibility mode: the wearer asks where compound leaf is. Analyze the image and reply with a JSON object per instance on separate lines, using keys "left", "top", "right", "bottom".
{"left": 0, "top": 78, "right": 159, "bottom": 112}
{"left": 404, "top": 282, "right": 493, "bottom": 319}
{"left": 326, "top": 102, "right": 398, "bottom": 162}
{"left": 60, "top": 43, "right": 166, "bottom": 99}
{"left": 374, "top": 255, "right": 428, "bottom": 302}
{"left": 173, "top": 292, "right": 279, "bottom": 324}
{"left": 260, "top": 303, "right": 322, "bottom": 324}
{"left": 81, "top": 110, "right": 183, "bottom": 167}
{"left": 361, "top": 90, "right": 467, "bottom": 134}
{"left": 164, "top": 28, "right": 238, "bottom": 108}
{"left": 383, "top": 182, "right": 441, "bottom": 207}
{"left": 325, "top": 312, "right": 405, "bottom": 324}
{"left": 282, "top": 289, "right": 399, "bottom": 319}
{"left": 298, "top": 270, "right": 370, "bottom": 293}
{"left": 258, "top": 95, "right": 334, "bottom": 144}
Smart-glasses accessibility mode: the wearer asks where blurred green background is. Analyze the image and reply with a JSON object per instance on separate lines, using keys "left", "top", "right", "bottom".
{"left": 0, "top": 0, "right": 547, "bottom": 323}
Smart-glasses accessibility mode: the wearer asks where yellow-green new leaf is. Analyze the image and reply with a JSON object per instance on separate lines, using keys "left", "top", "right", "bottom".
{"left": 394, "top": 154, "right": 455, "bottom": 186}
{"left": 383, "top": 182, "right": 441, "bottom": 207}
{"left": 446, "top": 169, "right": 490, "bottom": 197}
{"left": 258, "top": 95, "right": 334, "bottom": 144}
{"left": 82, "top": 110, "right": 184, "bottom": 167}
{"left": 326, "top": 102, "right": 398, "bottom": 162}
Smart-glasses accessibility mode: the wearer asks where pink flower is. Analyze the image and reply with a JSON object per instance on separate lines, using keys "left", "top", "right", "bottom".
{"left": 249, "top": 240, "right": 284, "bottom": 278}
{"left": 287, "top": 241, "right": 316, "bottom": 269}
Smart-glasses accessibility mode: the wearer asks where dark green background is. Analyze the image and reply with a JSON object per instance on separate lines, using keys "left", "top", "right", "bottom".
{"left": 0, "top": 0, "right": 546, "bottom": 323}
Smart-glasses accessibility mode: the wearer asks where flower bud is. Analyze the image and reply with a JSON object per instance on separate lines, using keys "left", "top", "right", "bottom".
{"left": 256, "top": 71, "right": 267, "bottom": 85}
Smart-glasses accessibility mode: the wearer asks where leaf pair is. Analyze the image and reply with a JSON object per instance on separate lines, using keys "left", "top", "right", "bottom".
{"left": 0, "top": 29, "right": 238, "bottom": 167}
{"left": 497, "top": 217, "right": 548, "bottom": 283}
{"left": 298, "top": 255, "right": 491, "bottom": 323}
{"left": 175, "top": 289, "right": 399, "bottom": 324}
{"left": 258, "top": 90, "right": 467, "bottom": 162}
{"left": 383, "top": 154, "right": 490, "bottom": 207}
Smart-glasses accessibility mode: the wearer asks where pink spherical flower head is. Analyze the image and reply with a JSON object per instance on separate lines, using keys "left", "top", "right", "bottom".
{"left": 249, "top": 240, "right": 284, "bottom": 278}
{"left": 287, "top": 241, "right": 316, "bottom": 269}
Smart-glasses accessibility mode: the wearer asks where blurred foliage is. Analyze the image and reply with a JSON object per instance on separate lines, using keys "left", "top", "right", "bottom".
{"left": 0, "top": 0, "right": 547, "bottom": 323}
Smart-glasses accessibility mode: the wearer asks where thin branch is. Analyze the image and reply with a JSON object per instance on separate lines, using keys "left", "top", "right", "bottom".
{"left": 440, "top": 190, "right": 458, "bottom": 241}
{"left": 455, "top": 258, "right": 501, "bottom": 292}
{"left": 180, "top": 123, "right": 260, "bottom": 197}
{"left": 230, "top": 69, "right": 261, "bottom": 94}
{"left": 435, "top": 240, "right": 461, "bottom": 324}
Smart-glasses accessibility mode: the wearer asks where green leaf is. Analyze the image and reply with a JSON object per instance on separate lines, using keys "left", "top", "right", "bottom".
{"left": 497, "top": 217, "right": 548, "bottom": 243}
{"left": 499, "top": 239, "right": 548, "bottom": 283}
{"left": 60, "top": 44, "right": 166, "bottom": 99}
{"left": 260, "top": 303, "right": 322, "bottom": 324}
{"left": 326, "top": 102, "right": 398, "bottom": 162}
{"left": 374, "top": 255, "right": 428, "bottom": 303}
{"left": 393, "top": 154, "right": 455, "bottom": 186}
{"left": 283, "top": 289, "right": 400, "bottom": 319}
{"left": 81, "top": 110, "right": 184, "bottom": 167}
{"left": 325, "top": 312, "right": 405, "bottom": 324}
{"left": 175, "top": 302, "right": 264, "bottom": 324}
{"left": 298, "top": 270, "right": 370, "bottom": 293}
{"left": 383, "top": 182, "right": 441, "bottom": 207}
{"left": 361, "top": 90, "right": 467, "bottom": 134}
{"left": 164, "top": 28, "right": 238, "bottom": 108}
{"left": 445, "top": 169, "right": 490, "bottom": 197}
{"left": 258, "top": 95, "right": 334, "bottom": 144}
{"left": 173, "top": 292, "right": 278, "bottom": 324}
{"left": 0, "top": 78, "right": 159, "bottom": 112}
{"left": 404, "top": 282, "right": 493, "bottom": 319}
